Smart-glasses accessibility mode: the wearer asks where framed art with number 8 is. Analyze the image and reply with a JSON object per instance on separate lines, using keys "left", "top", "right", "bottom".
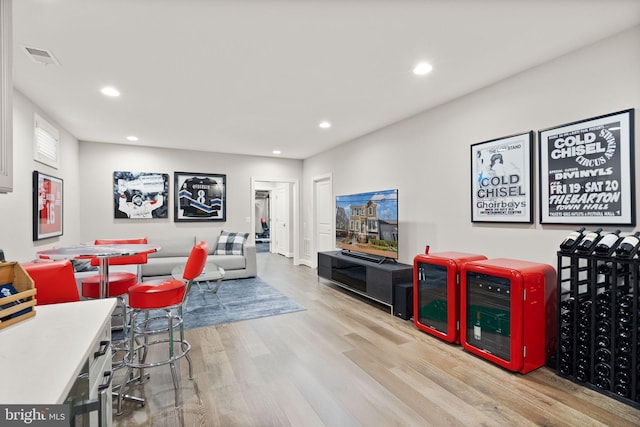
{"left": 174, "top": 171, "right": 226, "bottom": 222}
{"left": 33, "top": 170, "right": 63, "bottom": 241}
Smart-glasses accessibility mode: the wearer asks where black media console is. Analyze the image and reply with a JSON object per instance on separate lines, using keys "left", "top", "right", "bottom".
{"left": 317, "top": 251, "right": 413, "bottom": 312}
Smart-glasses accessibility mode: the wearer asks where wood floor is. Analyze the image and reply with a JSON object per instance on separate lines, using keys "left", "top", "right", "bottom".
{"left": 114, "top": 253, "right": 640, "bottom": 426}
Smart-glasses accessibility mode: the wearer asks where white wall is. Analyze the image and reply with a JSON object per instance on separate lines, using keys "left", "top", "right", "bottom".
{"left": 302, "top": 26, "right": 640, "bottom": 268}
{"left": 6, "top": 26, "right": 638, "bottom": 269}
{"left": 1, "top": 90, "right": 82, "bottom": 262}
{"left": 78, "top": 141, "right": 302, "bottom": 243}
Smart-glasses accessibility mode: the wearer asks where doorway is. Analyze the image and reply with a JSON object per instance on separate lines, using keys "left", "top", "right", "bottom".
{"left": 251, "top": 177, "right": 299, "bottom": 264}
{"left": 254, "top": 189, "right": 271, "bottom": 254}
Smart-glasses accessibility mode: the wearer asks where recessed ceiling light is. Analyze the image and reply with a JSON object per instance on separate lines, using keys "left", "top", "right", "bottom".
{"left": 413, "top": 62, "right": 433, "bottom": 76}
{"left": 126, "top": 136, "right": 139, "bottom": 142}
{"left": 319, "top": 121, "right": 331, "bottom": 129}
{"left": 100, "top": 86, "right": 120, "bottom": 97}
{"left": 272, "top": 150, "right": 281, "bottom": 155}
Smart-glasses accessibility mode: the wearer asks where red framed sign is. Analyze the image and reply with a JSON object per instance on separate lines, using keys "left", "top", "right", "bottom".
{"left": 33, "top": 170, "right": 63, "bottom": 241}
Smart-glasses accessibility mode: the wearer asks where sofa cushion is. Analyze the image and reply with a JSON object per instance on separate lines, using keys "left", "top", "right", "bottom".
{"left": 140, "top": 256, "right": 187, "bottom": 277}
{"left": 214, "top": 230, "right": 249, "bottom": 255}
{"left": 213, "top": 255, "right": 246, "bottom": 271}
{"left": 195, "top": 232, "right": 221, "bottom": 256}
{"left": 147, "top": 235, "right": 196, "bottom": 258}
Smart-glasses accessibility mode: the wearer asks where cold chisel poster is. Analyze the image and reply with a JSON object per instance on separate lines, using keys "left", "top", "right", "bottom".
{"left": 539, "top": 109, "right": 635, "bottom": 225}
{"left": 471, "top": 132, "right": 533, "bottom": 223}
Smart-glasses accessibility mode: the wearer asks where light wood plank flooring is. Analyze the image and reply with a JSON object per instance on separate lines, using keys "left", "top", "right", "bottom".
{"left": 115, "top": 253, "right": 640, "bottom": 426}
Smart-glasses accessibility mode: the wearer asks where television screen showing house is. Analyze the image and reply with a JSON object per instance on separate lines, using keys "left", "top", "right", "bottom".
{"left": 335, "top": 189, "right": 399, "bottom": 259}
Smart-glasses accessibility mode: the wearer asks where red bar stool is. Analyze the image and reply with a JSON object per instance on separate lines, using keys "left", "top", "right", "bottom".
{"left": 81, "top": 237, "right": 149, "bottom": 296}
{"left": 81, "top": 238, "right": 148, "bottom": 337}
{"left": 116, "top": 241, "right": 207, "bottom": 415}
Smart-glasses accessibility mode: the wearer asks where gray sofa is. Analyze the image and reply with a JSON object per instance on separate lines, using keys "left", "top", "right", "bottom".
{"left": 140, "top": 233, "right": 257, "bottom": 280}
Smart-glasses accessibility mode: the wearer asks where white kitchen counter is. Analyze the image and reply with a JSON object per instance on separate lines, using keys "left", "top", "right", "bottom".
{"left": 0, "top": 298, "right": 116, "bottom": 404}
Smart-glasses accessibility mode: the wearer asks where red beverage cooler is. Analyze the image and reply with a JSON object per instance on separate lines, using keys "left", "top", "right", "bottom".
{"left": 413, "top": 249, "right": 487, "bottom": 343}
{"left": 460, "top": 258, "right": 557, "bottom": 374}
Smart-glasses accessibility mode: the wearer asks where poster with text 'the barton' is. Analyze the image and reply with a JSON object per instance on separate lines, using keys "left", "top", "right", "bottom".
{"left": 539, "top": 109, "right": 635, "bottom": 225}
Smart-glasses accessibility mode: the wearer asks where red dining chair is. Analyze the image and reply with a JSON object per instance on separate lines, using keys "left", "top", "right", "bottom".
{"left": 21, "top": 260, "right": 80, "bottom": 305}
{"left": 116, "top": 241, "right": 207, "bottom": 415}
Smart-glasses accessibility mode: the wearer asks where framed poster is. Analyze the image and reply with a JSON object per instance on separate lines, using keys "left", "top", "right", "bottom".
{"left": 113, "top": 171, "right": 169, "bottom": 219}
{"left": 33, "top": 170, "right": 63, "bottom": 240}
{"left": 539, "top": 109, "right": 635, "bottom": 225}
{"left": 174, "top": 172, "right": 226, "bottom": 222}
{"left": 471, "top": 131, "right": 533, "bottom": 223}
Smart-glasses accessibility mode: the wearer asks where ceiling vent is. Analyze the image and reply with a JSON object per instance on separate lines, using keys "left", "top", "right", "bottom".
{"left": 22, "top": 46, "right": 60, "bottom": 66}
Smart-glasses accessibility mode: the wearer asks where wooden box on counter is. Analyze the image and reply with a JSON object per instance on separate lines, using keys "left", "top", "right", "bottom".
{"left": 0, "top": 262, "right": 37, "bottom": 330}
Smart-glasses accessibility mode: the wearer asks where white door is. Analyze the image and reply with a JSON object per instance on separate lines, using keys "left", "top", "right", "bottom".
{"left": 274, "top": 184, "right": 290, "bottom": 257}
{"left": 315, "top": 177, "right": 333, "bottom": 257}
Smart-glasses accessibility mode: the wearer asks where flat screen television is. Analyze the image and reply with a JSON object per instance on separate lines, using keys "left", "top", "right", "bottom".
{"left": 335, "top": 188, "right": 398, "bottom": 261}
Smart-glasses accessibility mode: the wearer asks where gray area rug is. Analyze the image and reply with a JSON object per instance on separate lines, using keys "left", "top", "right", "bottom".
{"left": 182, "top": 276, "right": 304, "bottom": 329}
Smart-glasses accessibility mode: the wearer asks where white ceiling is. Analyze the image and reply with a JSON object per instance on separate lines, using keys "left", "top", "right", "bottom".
{"left": 12, "top": 0, "right": 640, "bottom": 160}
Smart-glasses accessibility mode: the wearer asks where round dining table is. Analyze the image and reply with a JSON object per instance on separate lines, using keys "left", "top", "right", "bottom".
{"left": 36, "top": 243, "right": 160, "bottom": 299}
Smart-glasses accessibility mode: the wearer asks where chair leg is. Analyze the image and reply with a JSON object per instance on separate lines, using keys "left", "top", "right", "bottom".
{"left": 137, "top": 311, "right": 151, "bottom": 381}
{"left": 178, "top": 305, "right": 194, "bottom": 380}
{"left": 167, "top": 311, "right": 182, "bottom": 408}
{"left": 117, "top": 295, "right": 193, "bottom": 414}
{"left": 117, "top": 309, "right": 139, "bottom": 416}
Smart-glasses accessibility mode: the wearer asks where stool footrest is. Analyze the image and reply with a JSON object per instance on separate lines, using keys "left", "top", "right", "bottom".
{"left": 124, "top": 339, "right": 191, "bottom": 369}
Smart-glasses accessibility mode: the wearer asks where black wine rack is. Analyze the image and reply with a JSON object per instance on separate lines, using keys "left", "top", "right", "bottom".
{"left": 557, "top": 246, "right": 640, "bottom": 409}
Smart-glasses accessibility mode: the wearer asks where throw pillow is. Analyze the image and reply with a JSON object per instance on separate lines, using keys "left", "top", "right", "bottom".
{"left": 214, "top": 230, "right": 249, "bottom": 255}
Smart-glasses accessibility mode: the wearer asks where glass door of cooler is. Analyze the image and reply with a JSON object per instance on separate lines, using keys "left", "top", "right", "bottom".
{"left": 416, "top": 263, "right": 449, "bottom": 336}
{"left": 464, "top": 272, "right": 513, "bottom": 362}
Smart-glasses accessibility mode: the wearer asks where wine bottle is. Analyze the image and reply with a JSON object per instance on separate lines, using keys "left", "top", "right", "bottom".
{"left": 597, "top": 262, "right": 612, "bottom": 274}
{"left": 575, "top": 364, "right": 590, "bottom": 382}
{"left": 595, "top": 362, "right": 611, "bottom": 377}
{"left": 615, "top": 370, "right": 631, "bottom": 385}
{"left": 560, "top": 352, "right": 572, "bottom": 364}
{"left": 577, "top": 344, "right": 590, "bottom": 357}
{"left": 595, "top": 335, "right": 610, "bottom": 348}
{"left": 595, "top": 376, "right": 611, "bottom": 390}
{"left": 617, "top": 340, "right": 632, "bottom": 355}
{"left": 560, "top": 339, "right": 573, "bottom": 354}
{"left": 577, "top": 330, "right": 589, "bottom": 343}
{"left": 577, "top": 315, "right": 591, "bottom": 330}
{"left": 614, "top": 383, "right": 630, "bottom": 398}
{"left": 560, "top": 325, "right": 572, "bottom": 339}
{"left": 560, "top": 297, "right": 575, "bottom": 311}
{"left": 559, "top": 227, "right": 586, "bottom": 252}
{"left": 574, "top": 228, "right": 603, "bottom": 253}
{"left": 595, "top": 348, "right": 611, "bottom": 363}
{"left": 575, "top": 369, "right": 589, "bottom": 382}
{"left": 617, "top": 326, "right": 632, "bottom": 340}
{"left": 578, "top": 300, "right": 593, "bottom": 316}
{"left": 593, "top": 229, "right": 621, "bottom": 255}
{"left": 473, "top": 312, "right": 482, "bottom": 341}
{"left": 615, "top": 355, "right": 631, "bottom": 370}
{"left": 596, "top": 290, "right": 611, "bottom": 304}
{"left": 596, "top": 320, "right": 611, "bottom": 335}
{"left": 617, "top": 294, "right": 633, "bottom": 310}
{"left": 596, "top": 305, "right": 611, "bottom": 320}
{"left": 561, "top": 311, "right": 574, "bottom": 324}
{"left": 614, "top": 231, "right": 640, "bottom": 257}
{"left": 576, "top": 358, "right": 590, "bottom": 372}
